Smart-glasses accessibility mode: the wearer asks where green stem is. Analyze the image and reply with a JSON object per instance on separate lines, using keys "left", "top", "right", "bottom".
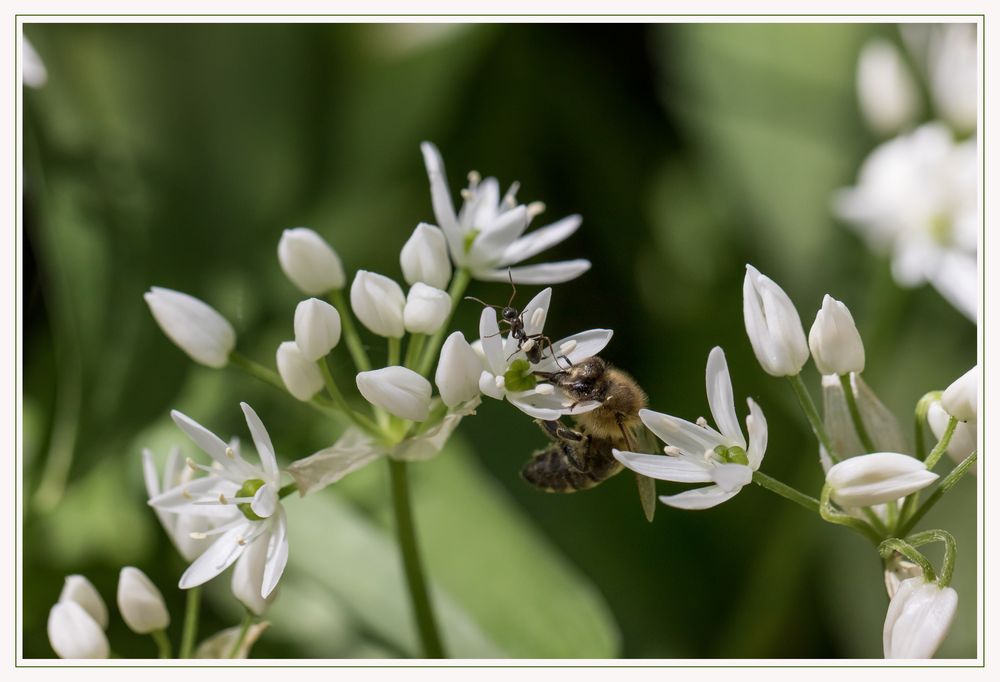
{"left": 278, "top": 482, "right": 299, "bottom": 498}
{"left": 151, "top": 629, "right": 172, "bottom": 659}
{"left": 840, "top": 374, "right": 876, "bottom": 453}
{"left": 913, "top": 392, "right": 942, "bottom": 460}
{"left": 788, "top": 375, "right": 839, "bottom": 464}
{"left": 417, "top": 268, "right": 471, "bottom": 377}
{"left": 329, "top": 289, "right": 371, "bottom": 371}
{"left": 819, "top": 485, "right": 882, "bottom": 545}
{"left": 229, "top": 351, "right": 339, "bottom": 419}
{"left": 897, "top": 451, "right": 977, "bottom": 536}
{"left": 388, "top": 459, "right": 445, "bottom": 658}
{"left": 404, "top": 334, "right": 427, "bottom": 370}
{"left": 905, "top": 529, "right": 958, "bottom": 586}
{"left": 751, "top": 471, "right": 820, "bottom": 513}
{"left": 923, "top": 416, "right": 958, "bottom": 471}
{"left": 388, "top": 336, "right": 402, "bottom": 367}
{"left": 878, "top": 538, "right": 937, "bottom": 583}
{"left": 318, "top": 359, "right": 382, "bottom": 437}
{"left": 227, "top": 611, "right": 255, "bottom": 659}
{"left": 178, "top": 586, "right": 201, "bottom": 659}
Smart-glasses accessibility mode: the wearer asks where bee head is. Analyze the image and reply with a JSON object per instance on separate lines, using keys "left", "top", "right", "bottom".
{"left": 562, "top": 356, "right": 607, "bottom": 399}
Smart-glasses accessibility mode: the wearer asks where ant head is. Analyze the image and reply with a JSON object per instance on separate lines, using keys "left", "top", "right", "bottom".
{"left": 501, "top": 306, "right": 519, "bottom": 321}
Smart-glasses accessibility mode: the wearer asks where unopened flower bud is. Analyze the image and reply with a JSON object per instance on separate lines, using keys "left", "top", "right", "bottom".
{"left": 58, "top": 575, "right": 108, "bottom": 629}
{"left": 400, "top": 222, "right": 452, "bottom": 290}
{"left": 47, "top": 601, "right": 109, "bottom": 659}
{"left": 356, "top": 366, "right": 432, "bottom": 421}
{"left": 743, "top": 265, "right": 809, "bottom": 377}
{"left": 404, "top": 283, "right": 452, "bottom": 335}
{"left": 826, "top": 452, "right": 938, "bottom": 508}
{"left": 294, "top": 298, "right": 342, "bottom": 361}
{"left": 809, "top": 295, "right": 866, "bottom": 375}
{"left": 350, "top": 271, "right": 406, "bottom": 338}
{"left": 884, "top": 577, "right": 958, "bottom": 658}
{"left": 435, "top": 332, "right": 483, "bottom": 407}
{"left": 117, "top": 567, "right": 170, "bottom": 634}
{"left": 856, "top": 38, "right": 919, "bottom": 135}
{"left": 276, "top": 341, "right": 324, "bottom": 401}
{"left": 942, "top": 366, "right": 976, "bottom": 422}
{"left": 144, "top": 287, "right": 236, "bottom": 368}
{"left": 278, "top": 227, "right": 345, "bottom": 295}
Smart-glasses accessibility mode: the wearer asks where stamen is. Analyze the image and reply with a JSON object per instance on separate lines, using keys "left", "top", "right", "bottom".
{"left": 225, "top": 446, "right": 236, "bottom": 460}
{"left": 535, "top": 383, "right": 554, "bottom": 396}
{"left": 186, "top": 457, "right": 199, "bottom": 471}
{"left": 494, "top": 375, "right": 506, "bottom": 389}
{"left": 460, "top": 188, "right": 473, "bottom": 200}
{"left": 527, "top": 201, "right": 546, "bottom": 218}
{"left": 696, "top": 417, "right": 709, "bottom": 429}
{"left": 237, "top": 537, "right": 247, "bottom": 546}
{"left": 503, "top": 181, "right": 520, "bottom": 207}
{"left": 559, "top": 340, "right": 577, "bottom": 355}
{"left": 218, "top": 493, "right": 228, "bottom": 504}
{"left": 467, "top": 170, "right": 481, "bottom": 186}
{"left": 182, "top": 488, "right": 194, "bottom": 500}
{"left": 530, "top": 308, "right": 546, "bottom": 328}
{"left": 664, "top": 446, "right": 682, "bottom": 456}
{"left": 189, "top": 531, "right": 208, "bottom": 540}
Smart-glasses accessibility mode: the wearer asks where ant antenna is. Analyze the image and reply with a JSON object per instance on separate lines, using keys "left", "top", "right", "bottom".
{"left": 464, "top": 296, "right": 502, "bottom": 311}
{"left": 506, "top": 267, "right": 517, "bottom": 308}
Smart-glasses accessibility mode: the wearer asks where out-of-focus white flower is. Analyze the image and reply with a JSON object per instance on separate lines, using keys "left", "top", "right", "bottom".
{"left": 150, "top": 404, "right": 289, "bottom": 600}
{"left": 22, "top": 36, "right": 47, "bottom": 88}
{"left": 856, "top": 38, "right": 920, "bottom": 135}
{"left": 475, "top": 288, "right": 611, "bottom": 419}
{"left": 117, "top": 567, "right": 170, "bottom": 635}
{"left": 276, "top": 341, "right": 324, "bottom": 401}
{"left": 808, "top": 295, "right": 866, "bottom": 375}
{"left": 47, "top": 600, "right": 109, "bottom": 659}
{"left": 928, "top": 23, "right": 977, "bottom": 134}
{"left": 350, "top": 270, "right": 406, "bottom": 338}
{"left": 58, "top": 576, "right": 108, "bottom": 630}
{"left": 356, "top": 366, "right": 433, "bottom": 421}
{"left": 294, "top": 298, "right": 342, "bottom": 361}
{"left": 826, "top": 452, "right": 938, "bottom": 508}
{"left": 435, "top": 331, "right": 483, "bottom": 408}
{"left": 820, "top": 373, "right": 907, "bottom": 466}
{"left": 615, "top": 347, "right": 767, "bottom": 510}
{"left": 144, "top": 287, "right": 236, "bottom": 368}
{"left": 421, "top": 141, "right": 590, "bottom": 284}
{"left": 834, "top": 123, "right": 977, "bottom": 321}
{"left": 143, "top": 447, "right": 220, "bottom": 561}
{"left": 400, "top": 222, "right": 452, "bottom": 290}
{"left": 743, "top": 265, "right": 809, "bottom": 377}
{"left": 278, "top": 227, "right": 346, "bottom": 295}
{"left": 195, "top": 621, "right": 271, "bottom": 659}
{"left": 928, "top": 401, "right": 977, "bottom": 473}
{"left": 884, "top": 576, "right": 958, "bottom": 658}
{"left": 403, "top": 283, "right": 452, "bottom": 335}
{"left": 942, "top": 365, "right": 977, "bottom": 422}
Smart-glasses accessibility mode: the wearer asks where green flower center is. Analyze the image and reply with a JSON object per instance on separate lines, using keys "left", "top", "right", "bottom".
{"left": 504, "top": 358, "right": 537, "bottom": 392}
{"left": 714, "top": 445, "right": 749, "bottom": 465}
{"left": 236, "top": 478, "right": 266, "bottom": 521}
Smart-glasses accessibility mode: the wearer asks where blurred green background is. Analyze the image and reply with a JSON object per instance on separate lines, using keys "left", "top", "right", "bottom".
{"left": 21, "top": 23, "right": 977, "bottom": 659}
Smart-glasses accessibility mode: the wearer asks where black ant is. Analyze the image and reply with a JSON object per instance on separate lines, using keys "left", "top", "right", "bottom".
{"left": 465, "top": 272, "right": 572, "bottom": 369}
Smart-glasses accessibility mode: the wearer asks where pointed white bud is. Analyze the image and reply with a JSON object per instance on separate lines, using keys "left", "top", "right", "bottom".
{"left": 293, "top": 298, "right": 342, "bottom": 361}
{"left": 356, "top": 366, "right": 432, "bottom": 421}
{"left": 942, "top": 366, "right": 976, "bottom": 422}
{"left": 276, "top": 341, "right": 324, "bottom": 401}
{"left": 809, "top": 295, "right": 866, "bottom": 375}
{"left": 47, "top": 601, "right": 109, "bottom": 659}
{"left": 884, "top": 577, "right": 958, "bottom": 658}
{"left": 117, "top": 567, "right": 170, "bottom": 634}
{"left": 144, "top": 287, "right": 236, "bottom": 368}
{"left": 856, "top": 38, "right": 920, "bottom": 135}
{"left": 928, "top": 401, "right": 977, "bottom": 473}
{"left": 435, "top": 332, "right": 483, "bottom": 407}
{"left": 404, "top": 283, "right": 452, "bottom": 335}
{"left": 58, "top": 575, "right": 108, "bottom": 629}
{"left": 350, "top": 270, "right": 406, "bottom": 338}
{"left": 232, "top": 535, "right": 278, "bottom": 616}
{"left": 278, "top": 227, "right": 345, "bottom": 295}
{"left": 400, "top": 222, "right": 452, "bottom": 290}
{"left": 743, "top": 265, "right": 809, "bottom": 377}
{"left": 826, "top": 452, "right": 938, "bottom": 508}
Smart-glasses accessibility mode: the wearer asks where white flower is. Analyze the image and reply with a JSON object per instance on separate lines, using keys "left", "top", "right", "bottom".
{"left": 47, "top": 601, "right": 109, "bottom": 659}
{"left": 808, "top": 294, "right": 866, "bottom": 375}
{"left": 117, "top": 567, "right": 170, "bottom": 634}
{"left": 928, "top": 24, "right": 977, "bottom": 134}
{"left": 435, "top": 331, "right": 483, "bottom": 408}
{"left": 143, "top": 447, "right": 220, "bottom": 561}
{"left": 743, "top": 265, "right": 809, "bottom": 377}
{"left": 58, "top": 576, "right": 108, "bottom": 629}
{"left": 400, "top": 222, "right": 452, "bottom": 289}
{"left": 23, "top": 36, "right": 47, "bottom": 89}
{"left": 144, "top": 287, "right": 236, "bottom": 368}
{"left": 350, "top": 270, "right": 406, "bottom": 338}
{"left": 149, "top": 403, "right": 289, "bottom": 600}
{"left": 294, "top": 298, "right": 342, "bottom": 361}
{"left": 884, "top": 576, "right": 958, "bottom": 658}
{"left": 278, "top": 227, "right": 345, "bottom": 294}
{"left": 356, "top": 366, "right": 433, "bottom": 421}
{"left": 276, "top": 341, "right": 324, "bottom": 401}
{"left": 928, "top": 401, "right": 977, "bottom": 473}
{"left": 833, "top": 123, "right": 977, "bottom": 321}
{"left": 614, "top": 346, "right": 767, "bottom": 510}
{"left": 856, "top": 38, "right": 919, "bottom": 135}
{"left": 476, "top": 288, "right": 611, "bottom": 419}
{"left": 942, "top": 365, "right": 976, "bottom": 422}
{"left": 421, "top": 141, "right": 590, "bottom": 284}
{"left": 826, "top": 452, "right": 938, "bottom": 508}
{"left": 403, "top": 282, "right": 452, "bottom": 335}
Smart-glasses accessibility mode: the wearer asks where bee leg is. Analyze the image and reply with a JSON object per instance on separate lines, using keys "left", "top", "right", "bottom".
{"left": 535, "top": 419, "right": 584, "bottom": 443}
{"left": 614, "top": 412, "right": 636, "bottom": 452}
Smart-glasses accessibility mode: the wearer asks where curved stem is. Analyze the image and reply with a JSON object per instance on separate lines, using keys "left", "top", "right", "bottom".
{"left": 318, "top": 358, "right": 382, "bottom": 437}
{"left": 329, "top": 289, "right": 371, "bottom": 372}
{"left": 227, "top": 610, "right": 255, "bottom": 659}
{"left": 897, "top": 451, "right": 977, "bottom": 536}
{"left": 229, "top": 352, "right": 339, "bottom": 419}
{"left": 788, "top": 375, "right": 839, "bottom": 464}
{"left": 905, "top": 529, "right": 958, "bottom": 586}
{"left": 751, "top": 471, "right": 820, "bottom": 513}
{"left": 151, "top": 629, "right": 172, "bottom": 659}
{"left": 417, "top": 268, "right": 471, "bottom": 377}
{"left": 913, "top": 391, "right": 942, "bottom": 460}
{"left": 840, "top": 374, "right": 876, "bottom": 453}
{"left": 878, "top": 538, "right": 937, "bottom": 583}
{"left": 819, "top": 485, "right": 882, "bottom": 545}
{"left": 178, "top": 586, "right": 201, "bottom": 659}
{"left": 388, "top": 459, "right": 445, "bottom": 658}
{"left": 923, "top": 416, "right": 958, "bottom": 471}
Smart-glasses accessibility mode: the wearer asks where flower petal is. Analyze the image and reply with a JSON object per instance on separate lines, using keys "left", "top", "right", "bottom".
{"left": 639, "top": 409, "right": 726, "bottom": 458}
{"left": 531, "top": 329, "right": 614, "bottom": 373}
{"left": 240, "top": 402, "right": 279, "bottom": 482}
{"left": 613, "top": 450, "right": 712, "bottom": 483}
{"left": 658, "top": 485, "right": 742, "bottom": 510}
{"left": 178, "top": 523, "right": 251, "bottom": 589}
{"left": 420, "top": 142, "right": 462, "bottom": 255}
{"left": 250, "top": 483, "right": 278, "bottom": 519}
{"left": 709, "top": 463, "right": 753, "bottom": 492}
{"left": 478, "top": 307, "right": 506, "bottom": 374}
{"left": 705, "top": 347, "right": 745, "bottom": 448}
{"left": 469, "top": 205, "right": 529, "bottom": 267}
{"left": 497, "top": 215, "right": 583, "bottom": 267}
{"left": 745, "top": 398, "right": 768, "bottom": 470}
{"left": 149, "top": 476, "right": 242, "bottom": 517}
{"left": 170, "top": 410, "right": 232, "bottom": 470}
{"left": 476, "top": 259, "right": 592, "bottom": 285}
{"left": 261, "top": 510, "right": 289, "bottom": 598}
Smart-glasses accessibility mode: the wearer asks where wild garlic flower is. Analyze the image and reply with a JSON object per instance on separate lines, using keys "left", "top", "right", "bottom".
{"left": 942, "top": 365, "right": 977, "bottom": 422}
{"left": 356, "top": 366, "right": 434, "bottom": 421}
{"left": 149, "top": 403, "right": 289, "bottom": 600}
{"left": 143, "top": 447, "right": 220, "bottom": 561}
{"left": 615, "top": 347, "right": 767, "bottom": 510}
{"left": 743, "top": 265, "right": 809, "bottom": 377}
{"left": 421, "top": 141, "right": 590, "bottom": 284}
{"left": 435, "top": 331, "right": 484, "bottom": 408}
{"left": 144, "top": 287, "right": 236, "bottom": 368}
{"left": 808, "top": 295, "right": 866, "bottom": 376}
{"left": 826, "top": 452, "right": 938, "bottom": 508}
{"left": 403, "top": 282, "right": 452, "bottom": 335}
{"left": 400, "top": 222, "right": 452, "bottom": 290}
{"left": 476, "top": 287, "right": 611, "bottom": 420}
{"left": 293, "top": 298, "right": 342, "bottom": 362}
{"left": 47, "top": 575, "right": 109, "bottom": 659}
{"left": 350, "top": 270, "right": 407, "bottom": 338}
{"left": 276, "top": 341, "right": 324, "bottom": 401}
{"left": 834, "top": 123, "right": 977, "bottom": 321}
{"left": 117, "top": 567, "right": 170, "bottom": 635}
{"left": 278, "top": 227, "right": 345, "bottom": 295}
{"left": 884, "top": 576, "right": 958, "bottom": 658}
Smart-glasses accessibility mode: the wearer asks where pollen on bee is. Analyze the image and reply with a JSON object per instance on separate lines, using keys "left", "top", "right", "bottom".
{"left": 559, "top": 340, "right": 577, "bottom": 355}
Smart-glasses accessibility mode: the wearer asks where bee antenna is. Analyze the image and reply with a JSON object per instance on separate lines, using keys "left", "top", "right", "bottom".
{"left": 464, "top": 296, "right": 501, "bottom": 310}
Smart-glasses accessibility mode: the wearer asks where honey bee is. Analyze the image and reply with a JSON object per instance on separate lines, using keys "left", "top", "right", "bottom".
{"left": 521, "top": 357, "right": 658, "bottom": 520}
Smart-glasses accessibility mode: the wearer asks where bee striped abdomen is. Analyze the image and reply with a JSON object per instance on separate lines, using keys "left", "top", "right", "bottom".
{"left": 520, "top": 437, "right": 623, "bottom": 493}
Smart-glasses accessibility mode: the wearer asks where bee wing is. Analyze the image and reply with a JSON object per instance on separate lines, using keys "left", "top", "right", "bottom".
{"left": 634, "top": 472, "right": 657, "bottom": 523}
